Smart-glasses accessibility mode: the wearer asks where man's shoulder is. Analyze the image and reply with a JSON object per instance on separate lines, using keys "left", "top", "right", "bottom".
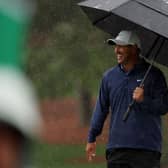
{"left": 141, "top": 58, "right": 164, "bottom": 76}
{"left": 151, "top": 65, "right": 164, "bottom": 76}
{"left": 103, "top": 65, "right": 119, "bottom": 77}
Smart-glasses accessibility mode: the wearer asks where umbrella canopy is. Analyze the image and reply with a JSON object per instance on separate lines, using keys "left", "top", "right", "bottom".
{"left": 78, "top": 0, "right": 168, "bottom": 66}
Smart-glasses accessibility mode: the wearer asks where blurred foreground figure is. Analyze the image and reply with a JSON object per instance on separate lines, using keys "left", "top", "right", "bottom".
{"left": 0, "top": 69, "right": 41, "bottom": 168}
{"left": 0, "top": 0, "right": 42, "bottom": 168}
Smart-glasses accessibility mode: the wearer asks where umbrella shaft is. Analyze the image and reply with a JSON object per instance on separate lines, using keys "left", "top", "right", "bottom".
{"left": 123, "top": 37, "right": 165, "bottom": 122}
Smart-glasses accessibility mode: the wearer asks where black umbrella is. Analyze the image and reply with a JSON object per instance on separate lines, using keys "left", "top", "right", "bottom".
{"left": 78, "top": 0, "right": 168, "bottom": 121}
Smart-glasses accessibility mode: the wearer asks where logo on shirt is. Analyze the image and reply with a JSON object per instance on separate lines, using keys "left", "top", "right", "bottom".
{"left": 137, "top": 79, "right": 142, "bottom": 82}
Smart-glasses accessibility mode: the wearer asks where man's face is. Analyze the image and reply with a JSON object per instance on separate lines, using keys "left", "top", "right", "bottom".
{"left": 114, "top": 44, "right": 137, "bottom": 65}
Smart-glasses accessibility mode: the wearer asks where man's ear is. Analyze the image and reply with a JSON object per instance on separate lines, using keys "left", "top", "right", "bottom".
{"left": 132, "top": 45, "right": 140, "bottom": 55}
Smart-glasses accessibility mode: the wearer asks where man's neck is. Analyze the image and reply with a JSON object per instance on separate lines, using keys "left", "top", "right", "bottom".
{"left": 122, "top": 55, "right": 140, "bottom": 72}
{"left": 122, "top": 63, "right": 135, "bottom": 72}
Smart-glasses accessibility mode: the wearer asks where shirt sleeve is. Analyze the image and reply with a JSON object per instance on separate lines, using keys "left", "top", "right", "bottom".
{"left": 137, "top": 69, "right": 168, "bottom": 115}
{"left": 88, "top": 75, "right": 110, "bottom": 143}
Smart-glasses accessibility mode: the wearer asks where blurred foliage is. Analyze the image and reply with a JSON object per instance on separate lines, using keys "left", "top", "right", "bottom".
{"left": 26, "top": 0, "right": 116, "bottom": 98}
{"left": 26, "top": 0, "right": 168, "bottom": 99}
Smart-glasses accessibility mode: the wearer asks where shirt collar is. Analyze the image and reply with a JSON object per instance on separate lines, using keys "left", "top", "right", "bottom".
{"left": 118, "top": 58, "right": 148, "bottom": 75}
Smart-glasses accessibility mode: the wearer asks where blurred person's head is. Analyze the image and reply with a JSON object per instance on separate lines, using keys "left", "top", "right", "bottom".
{"left": 0, "top": 1, "right": 41, "bottom": 167}
{"left": 0, "top": 67, "right": 41, "bottom": 168}
{"left": 0, "top": 122, "right": 25, "bottom": 168}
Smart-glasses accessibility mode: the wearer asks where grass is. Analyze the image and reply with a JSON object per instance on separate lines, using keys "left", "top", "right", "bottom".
{"left": 31, "top": 140, "right": 168, "bottom": 168}
{"left": 30, "top": 117, "right": 168, "bottom": 168}
{"left": 31, "top": 142, "right": 168, "bottom": 168}
{"left": 31, "top": 142, "right": 106, "bottom": 168}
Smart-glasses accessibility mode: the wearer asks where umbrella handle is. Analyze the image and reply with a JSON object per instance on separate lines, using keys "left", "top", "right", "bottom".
{"left": 122, "top": 37, "right": 165, "bottom": 122}
{"left": 123, "top": 100, "right": 135, "bottom": 121}
{"left": 123, "top": 83, "right": 144, "bottom": 121}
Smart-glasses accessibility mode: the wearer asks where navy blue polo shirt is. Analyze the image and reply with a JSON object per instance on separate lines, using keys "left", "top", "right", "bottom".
{"left": 88, "top": 59, "right": 168, "bottom": 152}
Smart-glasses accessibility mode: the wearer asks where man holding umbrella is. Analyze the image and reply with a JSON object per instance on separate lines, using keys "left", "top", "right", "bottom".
{"left": 86, "top": 30, "right": 168, "bottom": 168}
